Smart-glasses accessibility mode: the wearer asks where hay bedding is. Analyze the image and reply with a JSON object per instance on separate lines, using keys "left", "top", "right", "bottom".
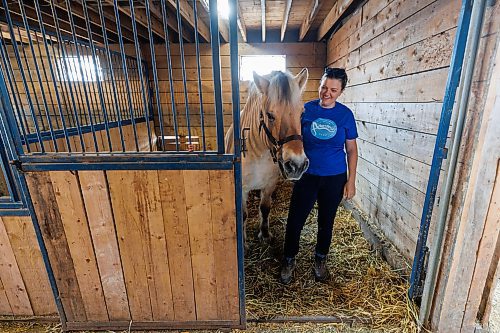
{"left": 0, "top": 182, "right": 420, "bottom": 333}
{"left": 243, "top": 181, "right": 420, "bottom": 333}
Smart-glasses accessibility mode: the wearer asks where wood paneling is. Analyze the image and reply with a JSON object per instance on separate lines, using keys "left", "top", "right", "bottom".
{"left": 1, "top": 216, "right": 57, "bottom": 316}
{"left": 25, "top": 166, "right": 239, "bottom": 328}
{"left": 327, "top": 0, "right": 460, "bottom": 260}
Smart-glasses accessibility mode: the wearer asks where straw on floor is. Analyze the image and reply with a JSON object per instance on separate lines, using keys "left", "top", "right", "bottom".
{"left": 243, "top": 181, "right": 420, "bottom": 333}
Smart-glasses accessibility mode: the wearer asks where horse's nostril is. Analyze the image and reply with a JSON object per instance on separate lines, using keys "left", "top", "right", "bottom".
{"left": 284, "top": 160, "right": 295, "bottom": 173}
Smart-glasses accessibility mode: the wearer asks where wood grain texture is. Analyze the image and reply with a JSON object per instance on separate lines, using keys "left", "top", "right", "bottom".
{"left": 2, "top": 216, "right": 57, "bottom": 316}
{"left": 79, "top": 171, "right": 130, "bottom": 321}
{"left": 49, "top": 171, "right": 108, "bottom": 321}
{"left": 26, "top": 172, "right": 86, "bottom": 322}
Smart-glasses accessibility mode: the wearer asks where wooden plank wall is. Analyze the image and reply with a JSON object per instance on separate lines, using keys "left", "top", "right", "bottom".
{"left": 327, "top": 0, "right": 461, "bottom": 260}
{"left": 25, "top": 168, "right": 239, "bottom": 327}
{"left": 0, "top": 216, "right": 57, "bottom": 317}
{"left": 145, "top": 42, "right": 325, "bottom": 150}
{"left": 429, "top": 2, "right": 500, "bottom": 331}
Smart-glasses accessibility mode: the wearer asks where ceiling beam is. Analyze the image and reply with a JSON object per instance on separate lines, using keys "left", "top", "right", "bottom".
{"left": 218, "top": 18, "right": 229, "bottom": 43}
{"left": 146, "top": 3, "right": 194, "bottom": 43}
{"left": 280, "top": 0, "right": 292, "bottom": 42}
{"left": 299, "top": 0, "right": 322, "bottom": 41}
{"left": 261, "top": 0, "right": 266, "bottom": 42}
{"left": 52, "top": 1, "right": 130, "bottom": 43}
{"left": 105, "top": 1, "right": 165, "bottom": 40}
{"left": 166, "top": 0, "right": 211, "bottom": 42}
{"left": 317, "top": 0, "right": 355, "bottom": 41}
{"left": 237, "top": 4, "right": 247, "bottom": 42}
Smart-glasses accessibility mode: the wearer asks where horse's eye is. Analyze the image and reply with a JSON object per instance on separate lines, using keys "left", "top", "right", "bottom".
{"left": 267, "top": 112, "right": 275, "bottom": 122}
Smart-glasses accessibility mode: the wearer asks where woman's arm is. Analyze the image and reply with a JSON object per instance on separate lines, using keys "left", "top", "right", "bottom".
{"left": 344, "top": 139, "right": 358, "bottom": 199}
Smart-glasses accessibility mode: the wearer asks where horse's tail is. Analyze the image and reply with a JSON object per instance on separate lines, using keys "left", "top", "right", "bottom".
{"left": 224, "top": 124, "right": 235, "bottom": 154}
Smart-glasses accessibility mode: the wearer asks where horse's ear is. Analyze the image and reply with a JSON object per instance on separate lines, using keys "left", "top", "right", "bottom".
{"left": 253, "top": 71, "right": 269, "bottom": 94}
{"left": 294, "top": 68, "right": 309, "bottom": 92}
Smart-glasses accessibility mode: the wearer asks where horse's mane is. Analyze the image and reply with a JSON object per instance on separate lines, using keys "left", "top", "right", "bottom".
{"left": 245, "top": 71, "right": 302, "bottom": 112}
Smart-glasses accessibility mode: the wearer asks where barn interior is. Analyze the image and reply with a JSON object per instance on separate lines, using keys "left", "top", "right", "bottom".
{"left": 0, "top": 1, "right": 498, "bottom": 333}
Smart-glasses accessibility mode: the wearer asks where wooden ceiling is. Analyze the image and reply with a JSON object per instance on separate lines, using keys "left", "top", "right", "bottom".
{"left": 0, "top": 0, "right": 358, "bottom": 45}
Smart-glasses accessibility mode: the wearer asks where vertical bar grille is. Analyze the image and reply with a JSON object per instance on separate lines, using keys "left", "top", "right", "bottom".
{"left": 0, "top": 0, "right": 233, "bottom": 156}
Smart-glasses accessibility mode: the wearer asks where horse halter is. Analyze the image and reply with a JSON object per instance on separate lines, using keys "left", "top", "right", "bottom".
{"left": 258, "top": 111, "right": 303, "bottom": 175}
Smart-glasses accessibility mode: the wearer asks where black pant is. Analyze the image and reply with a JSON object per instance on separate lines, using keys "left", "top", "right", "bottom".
{"left": 283, "top": 172, "right": 347, "bottom": 258}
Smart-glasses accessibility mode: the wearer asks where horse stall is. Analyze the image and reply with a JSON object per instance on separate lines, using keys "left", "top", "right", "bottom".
{"left": 0, "top": 0, "right": 498, "bottom": 333}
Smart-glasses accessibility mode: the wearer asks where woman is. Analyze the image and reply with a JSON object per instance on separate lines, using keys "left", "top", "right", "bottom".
{"left": 280, "top": 67, "right": 358, "bottom": 284}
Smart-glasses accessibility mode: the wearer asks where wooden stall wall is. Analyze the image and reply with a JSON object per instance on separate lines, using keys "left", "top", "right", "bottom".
{"left": 0, "top": 216, "right": 57, "bottom": 317}
{"left": 146, "top": 42, "right": 325, "bottom": 150}
{"left": 327, "top": 0, "right": 460, "bottom": 260}
{"left": 429, "top": 2, "right": 499, "bottom": 331}
{"left": 25, "top": 168, "right": 239, "bottom": 329}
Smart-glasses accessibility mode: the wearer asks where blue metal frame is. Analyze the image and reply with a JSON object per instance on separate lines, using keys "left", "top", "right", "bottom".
{"left": 209, "top": 0, "right": 226, "bottom": 154}
{"left": 0, "top": 69, "right": 67, "bottom": 329}
{"left": 409, "top": 0, "right": 473, "bottom": 300}
{"left": 228, "top": 0, "right": 245, "bottom": 327}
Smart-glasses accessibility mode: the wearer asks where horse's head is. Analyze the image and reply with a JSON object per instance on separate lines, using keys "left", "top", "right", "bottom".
{"left": 253, "top": 68, "right": 309, "bottom": 180}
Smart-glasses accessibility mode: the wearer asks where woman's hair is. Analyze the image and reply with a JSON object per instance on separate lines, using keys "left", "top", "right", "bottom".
{"left": 322, "top": 67, "right": 348, "bottom": 90}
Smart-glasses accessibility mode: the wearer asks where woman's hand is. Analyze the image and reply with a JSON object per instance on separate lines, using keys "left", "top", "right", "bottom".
{"left": 344, "top": 178, "right": 356, "bottom": 199}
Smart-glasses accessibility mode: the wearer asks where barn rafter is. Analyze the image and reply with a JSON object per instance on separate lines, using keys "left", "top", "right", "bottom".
{"left": 280, "top": 0, "right": 292, "bottom": 42}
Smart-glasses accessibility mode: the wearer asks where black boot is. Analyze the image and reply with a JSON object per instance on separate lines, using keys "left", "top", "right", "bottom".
{"left": 280, "top": 257, "right": 296, "bottom": 284}
{"left": 314, "top": 255, "right": 329, "bottom": 282}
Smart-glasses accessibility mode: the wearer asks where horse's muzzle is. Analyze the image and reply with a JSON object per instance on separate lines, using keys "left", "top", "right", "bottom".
{"left": 281, "top": 158, "right": 309, "bottom": 180}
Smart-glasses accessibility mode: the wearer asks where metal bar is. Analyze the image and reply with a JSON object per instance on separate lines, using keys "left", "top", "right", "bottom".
{"left": 419, "top": 0, "right": 487, "bottom": 324}
{"left": 409, "top": 0, "right": 473, "bottom": 300}
{"left": 145, "top": 0, "right": 164, "bottom": 151}
{"left": 21, "top": 116, "right": 151, "bottom": 144}
{"left": 51, "top": 40, "right": 86, "bottom": 150}
{"left": 209, "top": 0, "right": 225, "bottom": 153}
{"left": 1, "top": 0, "right": 45, "bottom": 152}
{"left": 0, "top": 32, "right": 30, "bottom": 153}
{"left": 228, "top": 0, "right": 245, "bottom": 325}
{"left": 20, "top": 162, "right": 234, "bottom": 172}
{"left": 0, "top": 138, "right": 19, "bottom": 200}
{"left": 16, "top": 26, "right": 47, "bottom": 132}
{"left": 160, "top": 0, "right": 180, "bottom": 151}
{"left": 127, "top": 0, "right": 152, "bottom": 152}
{"left": 19, "top": 153, "right": 234, "bottom": 164}
{"left": 61, "top": 0, "right": 99, "bottom": 152}
{"left": 34, "top": 31, "right": 63, "bottom": 129}
{"left": 64, "top": 320, "right": 243, "bottom": 331}
{"left": 97, "top": 0, "right": 125, "bottom": 151}
{"left": 16, "top": 7, "right": 60, "bottom": 151}
{"left": 32, "top": 0, "right": 77, "bottom": 152}
{"left": 112, "top": 0, "right": 139, "bottom": 151}
{"left": 0, "top": 67, "right": 67, "bottom": 330}
{"left": 176, "top": 0, "right": 192, "bottom": 145}
{"left": 45, "top": 2, "right": 86, "bottom": 153}
{"left": 193, "top": 0, "right": 206, "bottom": 151}
{"left": 0, "top": 201, "right": 25, "bottom": 209}
{"left": 81, "top": 0, "right": 113, "bottom": 151}
{"left": 0, "top": 209, "right": 31, "bottom": 216}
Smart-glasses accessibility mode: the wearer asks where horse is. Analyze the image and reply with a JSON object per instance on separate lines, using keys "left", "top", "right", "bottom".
{"left": 225, "top": 69, "right": 310, "bottom": 246}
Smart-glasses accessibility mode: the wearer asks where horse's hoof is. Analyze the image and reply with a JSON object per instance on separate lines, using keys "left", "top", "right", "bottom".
{"left": 258, "top": 231, "right": 273, "bottom": 244}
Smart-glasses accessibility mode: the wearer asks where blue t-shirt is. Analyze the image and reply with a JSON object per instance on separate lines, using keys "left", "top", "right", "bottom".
{"left": 302, "top": 99, "right": 358, "bottom": 176}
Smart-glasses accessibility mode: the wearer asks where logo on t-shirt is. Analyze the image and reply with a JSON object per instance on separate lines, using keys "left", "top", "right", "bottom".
{"left": 311, "top": 118, "right": 337, "bottom": 140}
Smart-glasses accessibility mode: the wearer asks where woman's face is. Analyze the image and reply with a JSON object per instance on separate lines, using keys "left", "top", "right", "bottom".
{"left": 318, "top": 77, "right": 343, "bottom": 108}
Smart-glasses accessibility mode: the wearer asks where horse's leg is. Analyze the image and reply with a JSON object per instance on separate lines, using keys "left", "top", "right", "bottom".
{"left": 258, "top": 183, "right": 277, "bottom": 243}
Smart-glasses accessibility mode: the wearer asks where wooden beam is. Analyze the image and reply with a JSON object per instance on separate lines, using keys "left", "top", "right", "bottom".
{"left": 166, "top": 0, "right": 211, "bottom": 42}
{"left": 299, "top": 0, "right": 322, "bottom": 41}
{"left": 261, "top": 0, "right": 266, "bottom": 42}
{"left": 237, "top": 4, "right": 247, "bottom": 42}
{"left": 52, "top": 1, "right": 128, "bottom": 43}
{"left": 146, "top": 2, "right": 194, "bottom": 43}
{"left": 317, "top": 0, "right": 355, "bottom": 41}
{"left": 280, "top": 0, "right": 292, "bottom": 42}
{"left": 218, "top": 18, "right": 229, "bottom": 43}
{"left": 104, "top": 1, "right": 164, "bottom": 40}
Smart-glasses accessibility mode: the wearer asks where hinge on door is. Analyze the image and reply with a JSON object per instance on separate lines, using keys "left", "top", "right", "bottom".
{"left": 9, "top": 159, "right": 22, "bottom": 172}
{"left": 241, "top": 127, "right": 250, "bottom": 158}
